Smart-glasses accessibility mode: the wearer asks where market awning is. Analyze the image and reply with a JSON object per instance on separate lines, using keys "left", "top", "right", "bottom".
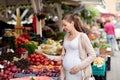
{"left": 95, "top": 5, "right": 115, "bottom": 17}
{"left": 96, "top": 5, "right": 109, "bottom": 14}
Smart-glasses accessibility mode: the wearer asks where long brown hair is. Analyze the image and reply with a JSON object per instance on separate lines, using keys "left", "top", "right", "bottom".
{"left": 62, "top": 14, "right": 83, "bottom": 32}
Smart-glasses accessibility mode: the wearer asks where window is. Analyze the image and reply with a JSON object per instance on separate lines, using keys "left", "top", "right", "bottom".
{"left": 116, "top": 3, "right": 120, "bottom": 11}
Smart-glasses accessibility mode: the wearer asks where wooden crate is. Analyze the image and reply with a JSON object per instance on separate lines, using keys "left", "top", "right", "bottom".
{"left": 100, "top": 48, "right": 112, "bottom": 56}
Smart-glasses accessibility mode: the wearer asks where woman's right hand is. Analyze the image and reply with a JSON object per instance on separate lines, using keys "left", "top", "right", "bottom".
{"left": 70, "top": 64, "right": 80, "bottom": 74}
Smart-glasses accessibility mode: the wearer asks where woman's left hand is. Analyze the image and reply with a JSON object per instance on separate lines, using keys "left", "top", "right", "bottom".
{"left": 70, "top": 65, "right": 80, "bottom": 74}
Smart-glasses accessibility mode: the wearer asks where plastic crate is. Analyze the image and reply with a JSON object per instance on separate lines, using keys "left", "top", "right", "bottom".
{"left": 92, "top": 61, "right": 106, "bottom": 76}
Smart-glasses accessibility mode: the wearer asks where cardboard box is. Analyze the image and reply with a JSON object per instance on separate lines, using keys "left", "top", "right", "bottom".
{"left": 100, "top": 48, "right": 112, "bottom": 56}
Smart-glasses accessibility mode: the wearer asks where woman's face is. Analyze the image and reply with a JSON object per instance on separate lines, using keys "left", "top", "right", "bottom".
{"left": 62, "top": 20, "right": 74, "bottom": 32}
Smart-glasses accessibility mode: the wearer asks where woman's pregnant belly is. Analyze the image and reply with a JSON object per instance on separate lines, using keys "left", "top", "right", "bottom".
{"left": 63, "top": 52, "right": 81, "bottom": 71}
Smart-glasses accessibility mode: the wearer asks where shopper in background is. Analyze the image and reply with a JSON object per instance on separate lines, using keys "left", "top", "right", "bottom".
{"left": 61, "top": 14, "right": 96, "bottom": 80}
{"left": 0, "top": 20, "right": 15, "bottom": 37}
{"left": 104, "top": 18, "right": 116, "bottom": 53}
{"left": 114, "top": 17, "right": 120, "bottom": 49}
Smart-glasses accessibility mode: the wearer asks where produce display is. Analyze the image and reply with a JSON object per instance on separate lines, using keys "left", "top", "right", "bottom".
{"left": 88, "top": 33, "right": 97, "bottom": 40}
{"left": 0, "top": 36, "right": 63, "bottom": 79}
{"left": 92, "top": 57, "right": 106, "bottom": 76}
{"left": 14, "top": 59, "right": 31, "bottom": 70}
{"left": 15, "top": 48, "right": 28, "bottom": 56}
{"left": 1, "top": 23, "right": 111, "bottom": 80}
{"left": 16, "top": 34, "right": 30, "bottom": 45}
{"left": 22, "top": 41, "right": 38, "bottom": 55}
{"left": 26, "top": 52, "right": 61, "bottom": 78}
{"left": 93, "top": 57, "right": 105, "bottom": 66}
{"left": 99, "top": 43, "right": 111, "bottom": 49}
{"left": 0, "top": 52, "right": 20, "bottom": 62}
{"left": 10, "top": 76, "right": 51, "bottom": 80}
{"left": 39, "top": 39, "right": 62, "bottom": 55}
{"left": 0, "top": 61, "right": 22, "bottom": 80}
{"left": 27, "top": 52, "right": 62, "bottom": 66}
{"left": 24, "top": 65, "right": 61, "bottom": 77}
{"left": 16, "top": 34, "right": 38, "bottom": 55}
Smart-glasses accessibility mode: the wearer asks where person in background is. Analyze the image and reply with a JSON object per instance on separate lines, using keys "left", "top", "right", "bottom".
{"left": 61, "top": 14, "right": 96, "bottom": 80}
{"left": 113, "top": 17, "right": 120, "bottom": 50}
{"left": 0, "top": 20, "right": 15, "bottom": 37}
{"left": 104, "top": 18, "right": 115, "bottom": 53}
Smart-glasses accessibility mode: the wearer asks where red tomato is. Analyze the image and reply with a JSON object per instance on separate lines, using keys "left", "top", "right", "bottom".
{"left": 27, "top": 58, "right": 31, "bottom": 61}
{"left": 35, "top": 52, "right": 40, "bottom": 55}
{"left": 32, "top": 58, "right": 35, "bottom": 62}
{"left": 30, "top": 54, "right": 34, "bottom": 58}
{"left": 35, "top": 55, "right": 40, "bottom": 59}
{"left": 36, "top": 58, "right": 40, "bottom": 62}
{"left": 55, "top": 61, "right": 62, "bottom": 66}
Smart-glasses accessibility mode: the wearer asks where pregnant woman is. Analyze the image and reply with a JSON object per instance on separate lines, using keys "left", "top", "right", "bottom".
{"left": 61, "top": 14, "right": 96, "bottom": 80}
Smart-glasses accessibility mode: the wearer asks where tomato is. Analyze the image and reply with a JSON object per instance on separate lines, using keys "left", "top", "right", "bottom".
{"left": 36, "top": 58, "right": 40, "bottom": 62}
{"left": 27, "top": 58, "right": 31, "bottom": 61}
{"left": 35, "top": 52, "right": 40, "bottom": 55}
{"left": 55, "top": 61, "right": 62, "bottom": 66}
{"left": 35, "top": 55, "right": 40, "bottom": 59}
{"left": 36, "top": 62, "right": 40, "bottom": 65}
{"left": 32, "top": 58, "right": 35, "bottom": 62}
{"left": 30, "top": 54, "right": 34, "bottom": 58}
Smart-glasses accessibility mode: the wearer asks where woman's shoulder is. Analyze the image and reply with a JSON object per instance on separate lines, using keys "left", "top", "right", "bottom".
{"left": 79, "top": 32, "right": 87, "bottom": 37}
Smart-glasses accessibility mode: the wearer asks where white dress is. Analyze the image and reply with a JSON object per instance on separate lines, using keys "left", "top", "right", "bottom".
{"left": 63, "top": 34, "right": 82, "bottom": 80}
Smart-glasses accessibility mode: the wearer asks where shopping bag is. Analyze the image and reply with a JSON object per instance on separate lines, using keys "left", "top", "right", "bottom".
{"left": 114, "top": 40, "right": 119, "bottom": 51}
{"left": 115, "top": 29, "right": 120, "bottom": 39}
{"left": 87, "top": 76, "right": 95, "bottom": 80}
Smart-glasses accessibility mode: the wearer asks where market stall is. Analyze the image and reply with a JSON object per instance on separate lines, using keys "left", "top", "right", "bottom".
{"left": 88, "top": 26, "right": 113, "bottom": 80}
{"left": 0, "top": 0, "right": 113, "bottom": 80}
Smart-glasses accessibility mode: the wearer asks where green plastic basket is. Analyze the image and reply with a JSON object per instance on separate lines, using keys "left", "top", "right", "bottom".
{"left": 92, "top": 61, "right": 106, "bottom": 76}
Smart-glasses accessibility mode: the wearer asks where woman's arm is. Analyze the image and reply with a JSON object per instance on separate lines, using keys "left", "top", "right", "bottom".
{"left": 78, "top": 33, "right": 96, "bottom": 70}
{"left": 43, "top": 47, "right": 65, "bottom": 61}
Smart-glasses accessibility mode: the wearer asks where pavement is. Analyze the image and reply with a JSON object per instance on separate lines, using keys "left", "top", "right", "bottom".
{"left": 107, "top": 50, "right": 120, "bottom": 80}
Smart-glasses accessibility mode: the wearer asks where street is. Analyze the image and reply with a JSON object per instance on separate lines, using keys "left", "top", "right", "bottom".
{"left": 107, "top": 51, "right": 120, "bottom": 80}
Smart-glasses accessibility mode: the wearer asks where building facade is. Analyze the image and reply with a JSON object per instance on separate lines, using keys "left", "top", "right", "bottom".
{"left": 105, "top": 0, "right": 120, "bottom": 15}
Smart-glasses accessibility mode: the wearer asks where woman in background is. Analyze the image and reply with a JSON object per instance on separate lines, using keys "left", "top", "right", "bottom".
{"left": 104, "top": 18, "right": 115, "bottom": 54}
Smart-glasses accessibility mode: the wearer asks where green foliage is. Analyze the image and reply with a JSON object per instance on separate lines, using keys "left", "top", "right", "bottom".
{"left": 22, "top": 41, "right": 38, "bottom": 55}
{"left": 31, "top": 77, "right": 35, "bottom": 80}
{"left": 62, "top": 4, "right": 70, "bottom": 14}
{"left": 99, "top": 43, "right": 111, "bottom": 49}
{"left": 81, "top": 6, "right": 100, "bottom": 24}
{"left": 93, "top": 42, "right": 99, "bottom": 48}
{"left": 87, "top": 6, "right": 100, "bottom": 20}
{"left": 0, "top": 4, "right": 3, "bottom": 11}
{"left": 51, "top": 31, "right": 66, "bottom": 41}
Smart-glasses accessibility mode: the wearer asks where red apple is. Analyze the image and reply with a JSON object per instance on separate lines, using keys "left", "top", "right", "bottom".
{"left": 55, "top": 61, "right": 62, "bottom": 66}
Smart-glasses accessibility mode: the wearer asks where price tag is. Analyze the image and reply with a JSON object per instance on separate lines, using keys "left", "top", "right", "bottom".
{"left": 38, "top": 46, "right": 41, "bottom": 50}
{"left": 10, "top": 49, "right": 14, "bottom": 53}
{"left": 106, "top": 48, "right": 111, "bottom": 51}
{"left": 0, "top": 64, "right": 4, "bottom": 69}
{"left": 97, "top": 64, "right": 102, "bottom": 67}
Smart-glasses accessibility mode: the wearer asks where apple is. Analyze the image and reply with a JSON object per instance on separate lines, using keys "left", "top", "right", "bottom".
{"left": 50, "top": 61, "right": 55, "bottom": 65}
{"left": 11, "top": 66, "right": 17, "bottom": 73}
{"left": 55, "top": 61, "right": 62, "bottom": 66}
{"left": 17, "top": 68, "right": 21, "bottom": 73}
{"left": 9, "top": 63, "right": 14, "bottom": 67}
{"left": 7, "top": 68, "right": 11, "bottom": 71}
{"left": 4, "top": 70, "right": 10, "bottom": 75}
{"left": 0, "top": 71, "right": 3, "bottom": 76}
{"left": 8, "top": 72, "right": 13, "bottom": 76}
{"left": 3, "top": 74, "right": 8, "bottom": 79}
